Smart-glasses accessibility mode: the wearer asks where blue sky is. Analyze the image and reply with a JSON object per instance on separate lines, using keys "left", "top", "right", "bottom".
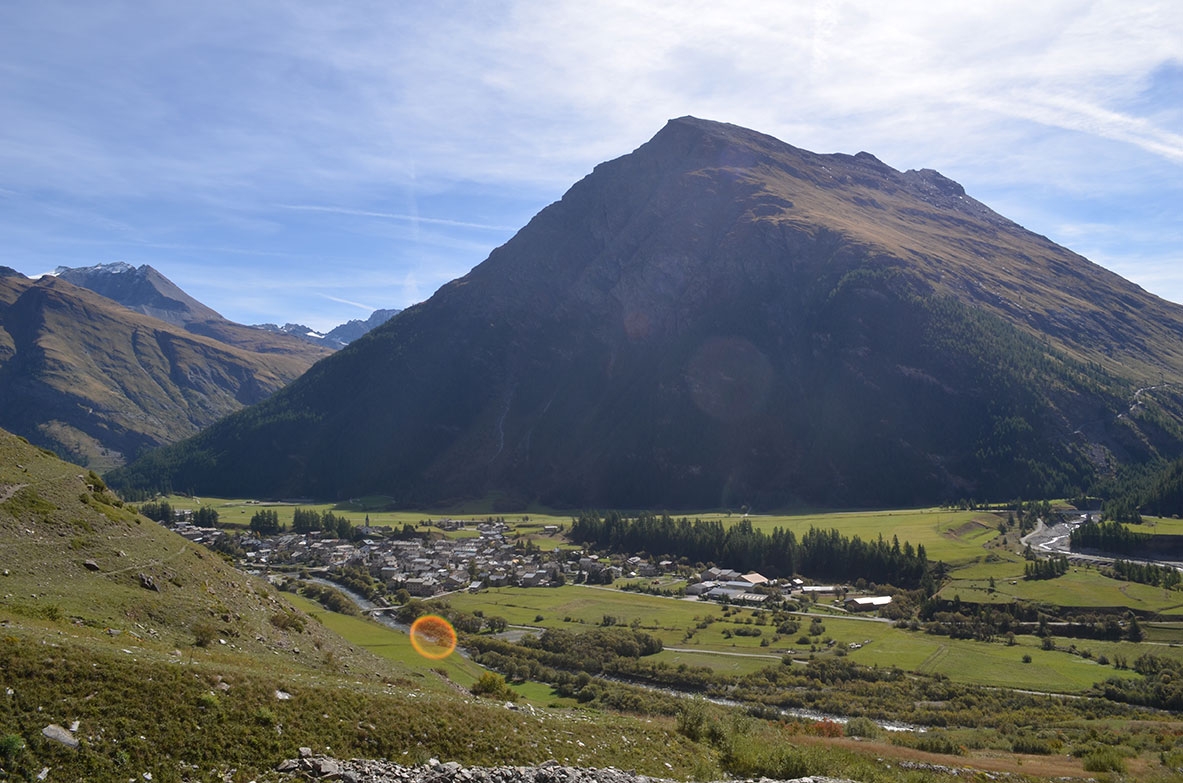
{"left": 2, "top": 1, "right": 1181, "bottom": 332}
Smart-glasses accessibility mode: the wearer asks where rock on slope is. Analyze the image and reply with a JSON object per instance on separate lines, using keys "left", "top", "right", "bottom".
{"left": 277, "top": 756, "right": 857, "bottom": 783}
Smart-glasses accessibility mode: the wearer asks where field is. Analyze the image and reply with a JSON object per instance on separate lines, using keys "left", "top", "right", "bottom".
{"left": 281, "top": 592, "right": 488, "bottom": 685}
{"left": 685, "top": 508, "right": 1006, "bottom": 563}
{"left": 109, "top": 492, "right": 1183, "bottom": 778}
{"left": 430, "top": 583, "right": 1183, "bottom": 694}
{"left": 1134, "top": 516, "right": 1183, "bottom": 535}
{"left": 942, "top": 564, "right": 1183, "bottom": 613}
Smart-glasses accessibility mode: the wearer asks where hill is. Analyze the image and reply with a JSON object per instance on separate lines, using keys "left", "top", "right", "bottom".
{"left": 109, "top": 117, "right": 1183, "bottom": 509}
{"left": 0, "top": 269, "right": 332, "bottom": 470}
{"left": 0, "top": 428, "right": 738, "bottom": 780}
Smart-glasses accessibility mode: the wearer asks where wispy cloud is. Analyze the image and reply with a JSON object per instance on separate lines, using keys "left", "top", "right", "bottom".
{"left": 277, "top": 204, "right": 515, "bottom": 231}
{"left": 317, "top": 293, "right": 379, "bottom": 312}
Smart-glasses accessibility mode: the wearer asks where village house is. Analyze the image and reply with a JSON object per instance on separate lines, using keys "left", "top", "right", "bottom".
{"left": 845, "top": 595, "right": 892, "bottom": 612}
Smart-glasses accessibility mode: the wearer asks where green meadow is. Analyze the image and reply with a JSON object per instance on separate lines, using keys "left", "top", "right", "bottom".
{"left": 282, "top": 592, "right": 487, "bottom": 685}
{"left": 1133, "top": 515, "right": 1183, "bottom": 535}
{"left": 942, "top": 566, "right": 1183, "bottom": 613}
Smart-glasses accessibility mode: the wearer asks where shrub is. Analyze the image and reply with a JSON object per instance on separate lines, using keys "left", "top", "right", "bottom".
{"left": 844, "top": 717, "right": 880, "bottom": 738}
{"left": 471, "top": 672, "right": 517, "bottom": 702}
{"left": 254, "top": 706, "right": 277, "bottom": 727}
{"left": 0, "top": 733, "right": 24, "bottom": 763}
{"left": 270, "top": 611, "right": 306, "bottom": 633}
{"left": 192, "top": 620, "right": 219, "bottom": 647}
{"left": 1082, "top": 748, "right": 1127, "bottom": 773}
{"left": 892, "top": 731, "right": 964, "bottom": 756}
{"left": 676, "top": 698, "right": 709, "bottom": 742}
{"left": 1011, "top": 736, "right": 1054, "bottom": 754}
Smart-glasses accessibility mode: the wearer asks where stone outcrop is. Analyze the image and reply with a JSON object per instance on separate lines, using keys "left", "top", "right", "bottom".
{"left": 275, "top": 755, "right": 856, "bottom": 783}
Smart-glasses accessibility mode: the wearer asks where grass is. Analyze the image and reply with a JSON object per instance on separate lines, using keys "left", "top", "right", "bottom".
{"left": 282, "top": 592, "right": 487, "bottom": 686}
{"left": 1131, "top": 516, "right": 1183, "bottom": 535}
{"left": 437, "top": 586, "right": 1169, "bottom": 695}
{"left": 851, "top": 632, "right": 1142, "bottom": 691}
{"left": 438, "top": 585, "right": 727, "bottom": 635}
{"left": 0, "top": 623, "right": 722, "bottom": 782}
{"left": 941, "top": 566, "right": 1183, "bottom": 612}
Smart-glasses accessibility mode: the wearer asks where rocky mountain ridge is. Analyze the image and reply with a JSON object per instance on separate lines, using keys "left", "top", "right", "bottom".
{"left": 255, "top": 307, "right": 403, "bottom": 349}
{"left": 53, "top": 261, "right": 402, "bottom": 350}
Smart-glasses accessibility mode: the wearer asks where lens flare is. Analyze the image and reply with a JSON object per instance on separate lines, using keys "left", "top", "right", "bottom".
{"left": 409, "top": 614, "right": 457, "bottom": 660}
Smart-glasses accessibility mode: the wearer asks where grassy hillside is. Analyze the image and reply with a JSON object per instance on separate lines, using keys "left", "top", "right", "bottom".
{"left": 0, "top": 431, "right": 722, "bottom": 781}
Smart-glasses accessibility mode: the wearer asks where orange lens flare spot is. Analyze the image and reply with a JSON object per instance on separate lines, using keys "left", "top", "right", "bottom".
{"left": 409, "top": 614, "right": 457, "bottom": 660}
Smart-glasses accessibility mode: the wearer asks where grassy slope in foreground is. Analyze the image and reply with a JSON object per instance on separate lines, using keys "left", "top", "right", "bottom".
{"left": 0, "top": 432, "right": 723, "bottom": 781}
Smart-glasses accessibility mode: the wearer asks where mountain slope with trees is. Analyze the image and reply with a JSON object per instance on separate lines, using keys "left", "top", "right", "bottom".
{"left": 110, "top": 117, "right": 1183, "bottom": 508}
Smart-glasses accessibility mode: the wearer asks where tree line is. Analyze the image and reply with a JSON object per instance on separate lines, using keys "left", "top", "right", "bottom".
{"left": 1104, "top": 559, "right": 1182, "bottom": 590}
{"left": 1069, "top": 520, "right": 1150, "bottom": 555}
{"left": 569, "top": 512, "right": 933, "bottom": 589}
{"left": 1024, "top": 554, "right": 1069, "bottom": 580}
{"left": 136, "top": 500, "right": 218, "bottom": 526}
{"left": 248, "top": 506, "right": 357, "bottom": 539}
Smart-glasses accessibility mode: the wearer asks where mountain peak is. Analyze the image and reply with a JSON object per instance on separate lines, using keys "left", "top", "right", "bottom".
{"left": 54, "top": 261, "right": 137, "bottom": 276}
{"left": 111, "top": 118, "right": 1183, "bottom": 510}
{"left": 55, "top": 261, "right": 222, "bottom": 327}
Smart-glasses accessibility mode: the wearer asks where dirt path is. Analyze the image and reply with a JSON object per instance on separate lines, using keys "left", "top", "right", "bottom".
{"left": 0, "top": 483, "right": 29, "bottom": 503}
{"left": 102, "top": 543, "right": 189, "bottom": 575}
{"left": 663, "top": 646, "right": 782, "bottom": 660}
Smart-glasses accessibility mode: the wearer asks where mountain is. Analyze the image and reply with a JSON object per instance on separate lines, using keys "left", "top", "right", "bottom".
{"left": 55, "top": 261, "right": 221, "bottom": 327}
{"left": 325, "top": 307, "right": 403, "bottom": 344}
{"left": 254, "top": 308, "right": 402, "bottom": 349}
{"left": 53, "top": 261, "right": 343, "bottom": 358}
{"left": 0, "top": 269, "right": 332, "bottom": 470}
{"left": 109, "top": 117, "right": 1183, "bottom": 509}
